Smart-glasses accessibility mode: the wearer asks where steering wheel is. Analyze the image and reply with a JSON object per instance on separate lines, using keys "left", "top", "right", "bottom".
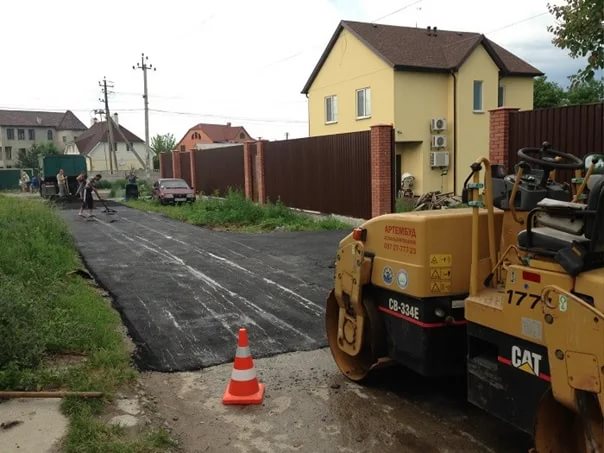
{"left": 517, "top": 142, "right": 583, "bottom": 170}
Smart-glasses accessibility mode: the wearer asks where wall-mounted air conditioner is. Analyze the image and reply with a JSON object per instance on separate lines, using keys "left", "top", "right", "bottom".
{"left": 431, "top": 117, "right": 447, "bottom": 131}
{"left": 430, "top": 151, "right": 450, "bottom": 168}
{"left": 431, "top": 134, "right": 447, "bottom": 148}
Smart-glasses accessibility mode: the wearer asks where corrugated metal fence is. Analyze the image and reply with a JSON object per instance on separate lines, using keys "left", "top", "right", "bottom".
{"left": 194, "top": 145, "right": 244, "bottom": 195}
{"left": 508, "top": 103, "right": 604, "bottom": 176}
{"left": 159, "top": 153, "right": 172, "bottom": 178}
{"left": 264, "top": 131, "right": 371, "bottom": 219}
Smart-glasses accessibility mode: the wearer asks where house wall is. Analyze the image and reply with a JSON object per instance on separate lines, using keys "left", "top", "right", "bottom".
{"left": 499, "top": 76, "right": 534, "bottom": 111}
{"left": 455, "top": 45, "right": 500, "bottom": 193}
{"left": 307, "top": 28, "right": 394, "bottom": 136}
{"left": 394, "top": 71, "right": 452, "bottom": 193}
{"left": 87, "top": 142, "right": 147, "bottom": 172}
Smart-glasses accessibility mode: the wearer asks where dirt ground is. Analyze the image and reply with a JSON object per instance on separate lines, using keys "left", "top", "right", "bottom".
{"left": 140, "top": 349, "right": 531, "bottom": 453}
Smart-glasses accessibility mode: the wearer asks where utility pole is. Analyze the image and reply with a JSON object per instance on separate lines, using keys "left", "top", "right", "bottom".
{"left": 99, "top": 77, "right": 118, "bottom": 173}
{"left": 133, "top": 53, "right": 156, "bottom": 174}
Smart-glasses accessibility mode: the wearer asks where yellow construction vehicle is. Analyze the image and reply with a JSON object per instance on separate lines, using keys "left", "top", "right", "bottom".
{"left": 326, "top": 145, "right": 604, "bottom": 450}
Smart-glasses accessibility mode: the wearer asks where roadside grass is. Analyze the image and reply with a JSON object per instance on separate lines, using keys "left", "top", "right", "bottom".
{"left": 126, "top": 189, "right": 350, "bottom": 232}
{"left": 0, "top": 196, "right": 175, "bottom": 452}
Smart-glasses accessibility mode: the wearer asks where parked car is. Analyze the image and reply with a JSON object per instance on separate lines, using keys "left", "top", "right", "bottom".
{"left": 152, "top": 178, "right": 195, "bottom": 205}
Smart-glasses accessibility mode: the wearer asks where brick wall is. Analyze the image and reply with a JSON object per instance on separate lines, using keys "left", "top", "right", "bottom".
{"left": 370, "top": 125, "right": 393, "bottom": 217}
{"left": 489, "top": 107, "right": 519, "bottom": 170}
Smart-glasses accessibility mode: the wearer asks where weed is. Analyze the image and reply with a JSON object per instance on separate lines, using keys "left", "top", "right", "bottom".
{"left": 126, "top": 189, "right": 350, "bottom": 232}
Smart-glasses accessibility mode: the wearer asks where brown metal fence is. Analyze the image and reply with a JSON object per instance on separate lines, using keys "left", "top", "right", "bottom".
{"left": 264, "top": 131, "right": 372, "bottom": 219}
{"left": 159, "top": 153, "right": 173, "bottom": 178}
{"left": 194, "top": 145, "right": 245, "bottom": 195}
{"left": 508, "top": 103, "right": 604, "bottom": 177}
{"left": 179, "top": 152, "right": 192, "bottom": 187}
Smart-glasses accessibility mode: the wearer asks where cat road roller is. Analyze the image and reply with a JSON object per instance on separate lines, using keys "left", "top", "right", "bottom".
{"left": 326, "top": 147, "right": 604, "bottom": 451}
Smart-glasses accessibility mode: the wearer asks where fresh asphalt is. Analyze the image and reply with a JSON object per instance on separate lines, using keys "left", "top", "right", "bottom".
{"left": 59, "top": 202, "right": 347, "bottom": 372}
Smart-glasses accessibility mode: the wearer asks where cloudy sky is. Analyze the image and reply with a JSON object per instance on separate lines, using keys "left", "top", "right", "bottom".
{"left": 0, "top": 0, "right": 594, "bottom": 142}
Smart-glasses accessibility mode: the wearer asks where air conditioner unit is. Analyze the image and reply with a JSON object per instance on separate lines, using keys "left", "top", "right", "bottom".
{"left": 431, "top": 117, "right": 447, "bottom": 131}
{"left": 431, "top": 134, "right": 447, "bottom": 148}
{"left": 430, "top": 151, "right": 450, "bottom": 168}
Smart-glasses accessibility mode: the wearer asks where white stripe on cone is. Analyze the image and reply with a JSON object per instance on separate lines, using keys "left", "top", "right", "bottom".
{"left": 236, "top": 346, "right": 251, "bottom": 357}
{"left": 230, "top": 367, "right": 257, "bottom": 382}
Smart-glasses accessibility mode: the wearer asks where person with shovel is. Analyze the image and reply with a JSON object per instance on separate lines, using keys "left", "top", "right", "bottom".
{"left": 78, "top": 174, "right": 102, "bottom": 218}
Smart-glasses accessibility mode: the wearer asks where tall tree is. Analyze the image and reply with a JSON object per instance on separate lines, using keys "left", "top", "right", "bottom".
{"left": 566, "top": 78, "right": 604, "bottom": 104}
{"left": 17, "top": 143, "right": 59, "bottom": 171}
{"left": 150, "top": 133, "right": 176, "bottom": 154}
{"left": 547, "top": 0, "right": 604, "bottom": 84}
{"left": 534, "top": 76, "right": 566, "bottom": 108}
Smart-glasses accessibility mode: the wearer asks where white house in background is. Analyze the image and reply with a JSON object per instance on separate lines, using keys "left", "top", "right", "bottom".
{"left": 64, "top": 115, "right": 147, "bottom": 172}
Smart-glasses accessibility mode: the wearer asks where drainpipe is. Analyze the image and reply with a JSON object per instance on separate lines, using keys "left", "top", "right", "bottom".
{"left": 451, "top": 70, "right": 458, "bottom": 194}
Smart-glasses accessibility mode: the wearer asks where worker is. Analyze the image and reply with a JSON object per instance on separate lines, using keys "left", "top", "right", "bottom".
{"left": 20, "top": 171, "right": 30, "bottom": 192}
{"left": 78, "top": 174, "right": 103, "bottom": 218}
{"left": 56, "top": 169, "right": 69, "bottom": 197}
{"left": 75, "top": 172, "right": 87, "bottom": 199}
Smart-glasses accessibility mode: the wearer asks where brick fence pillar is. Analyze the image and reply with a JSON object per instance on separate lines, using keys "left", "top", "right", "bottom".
{"left": 243, "top": 141, "right": 253, "bottom": 200}
{"left": 172, "top": 151, "right": 182, "bottom": 179}
{"left": 255, "top": 140, "right": 267, "bottom": 204}
{"left": 370, "top": 124, "right": 394, "bottom": 217}
{"left": 489, "top": 107, "right": 519, "bottom": 170}
{"left": 189, "top": 149, "right": 198, "bottom": 193}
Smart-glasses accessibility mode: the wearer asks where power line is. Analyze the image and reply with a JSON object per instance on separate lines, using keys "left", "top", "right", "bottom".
{"left": 487, "top": 11, "right": 549, "bottom": 35}
{"left": 372, "top": 0, "right": 423, "bottom": 23}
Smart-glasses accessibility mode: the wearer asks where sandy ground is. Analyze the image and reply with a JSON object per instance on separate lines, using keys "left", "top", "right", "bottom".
{"left": 141, "top": 349, "right": 531, "bottom": 453}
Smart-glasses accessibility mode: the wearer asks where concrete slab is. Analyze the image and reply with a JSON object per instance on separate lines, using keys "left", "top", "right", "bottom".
{"left": 59, "top": 203, "right": 347, "bottom": 372}
{"left": 0, "top": 399, "right": 67, "bottom": 453}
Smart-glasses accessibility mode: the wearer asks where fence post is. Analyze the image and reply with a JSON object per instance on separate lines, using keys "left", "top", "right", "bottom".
{"left": 255, "top": 140, "right": 267, "bottom": 205}
{"left": 489, "top": 107, "right": 519, "bottom": 170}
{"left": 243, "top": 141, "right": 253, "bottom": 200}
{"left": 371, "top": 124, "right": 394, "bottom": 217}
{"left": 189, "top": 149, "right": 198, "bottom": 193}
{"left": 172, "top": 151, "right": 182, "bottom": 179}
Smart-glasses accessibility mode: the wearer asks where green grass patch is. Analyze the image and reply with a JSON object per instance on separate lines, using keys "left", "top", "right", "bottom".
{"left": 126, "top": 189, "right": 350, "bottom": 232}
{"left": 0, "top": 195, "right": 176, "bottom": 452}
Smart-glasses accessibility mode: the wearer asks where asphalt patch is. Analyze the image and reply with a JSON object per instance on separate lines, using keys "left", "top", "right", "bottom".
{"left": 59, "top": 203, "right": 347, "bottom": 372}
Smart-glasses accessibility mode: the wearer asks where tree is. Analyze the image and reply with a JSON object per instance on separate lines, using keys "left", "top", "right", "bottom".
{"left": 566, "top": 78, "right": 604, "bottom": 104}
{"left": 547, "top": 0, "right": 604, "bottom": 84}
{"left": 150, "top": 133, "right": 176, "bottom": 154}
{"left": 150, "top": 133, "right": 177, "bottom": 170}
{"left": 17, "top": 143, "right": 59, "bottom": 171}
{"left": 534, "top": 76, "right": 566, "bottom": 108}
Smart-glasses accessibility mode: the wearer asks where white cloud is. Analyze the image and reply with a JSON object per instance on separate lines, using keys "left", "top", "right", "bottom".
{"left": 0, "top": 0, "right": 593, "bottom": 142}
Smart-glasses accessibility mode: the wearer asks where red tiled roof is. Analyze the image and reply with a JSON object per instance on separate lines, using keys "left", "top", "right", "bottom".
{"left": 302, "top": 20, "right": 543, "bottom": 93}
{"left": 190, "top": 123, "right": 253, "bottom": 143}
{"left": 0, "top": 109, "right": 87, "bottom": 130}
{"left": 75, "top": 121, "right": 143, "bottom": 155}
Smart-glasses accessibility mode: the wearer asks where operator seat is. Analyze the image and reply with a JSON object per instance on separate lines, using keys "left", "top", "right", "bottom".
{"left": 517, "top": 176, "right": 604, "bottom": 275}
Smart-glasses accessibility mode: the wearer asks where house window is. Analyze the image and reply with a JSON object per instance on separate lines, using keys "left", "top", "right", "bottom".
{"left": 325, "top": 95, "right": 338, "bottom": 123}
{"left": 62, "top": 136, "right": 67, "bottom": 143}
{"left": 47, "top": 130, "right": 53, "bottom": 140}
{"left": 192, "top": 132, "right": 201, "bottom": 140}
{"left": 5, "top": 146, "right": 12, "bottom": 160}
{"left": 28, "top": 129, "right": 35, "bottom": 140}
{"left": 473, "top": 80, "right": 483, "bottom": 112}
{"left": 180, "top": 145, "right": 185, "bottom": 152}
{"left": 356, "top": 88, "right": 371, "bottom": 119}
{"left": 498, "top": 85, "right": 505, "bottom": 107}
{"left": 6, "top": 128, "right": 14, "bottom": 140}
{"left": 239, "top": 132, "right": 245, "bottom": 139}
{"left": 17, "top": 129, "right": 25, "bottom": 140}
{"left": 18, "top": 148, "right": 26, "bottom": 159}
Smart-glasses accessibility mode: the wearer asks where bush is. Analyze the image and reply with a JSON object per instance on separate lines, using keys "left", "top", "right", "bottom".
{"left": 95, "top": 179, "right": 112, "bottom": 190}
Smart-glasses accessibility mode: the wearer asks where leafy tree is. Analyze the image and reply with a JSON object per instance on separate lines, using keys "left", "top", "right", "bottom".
{"left": 547, "top": 0, "right": 604, "bottom": 84}
{"left": 150, "top": 133, "right": 176, "bottom": 170}
{"left": 17, "top": 143, "right": 59, "bottom": 171}
{"left": 534, "top": 76, "right": 566, "bottom": 108}
{"left": 566, "top": 78, "right": 604, "bottom": 104}
{"left": 150, "top": 133, "right": 176, "bottom": 154}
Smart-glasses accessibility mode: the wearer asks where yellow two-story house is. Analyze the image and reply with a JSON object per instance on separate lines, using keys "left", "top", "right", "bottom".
{"left": 302, "top": 21, "right": 542, "bottom": 194}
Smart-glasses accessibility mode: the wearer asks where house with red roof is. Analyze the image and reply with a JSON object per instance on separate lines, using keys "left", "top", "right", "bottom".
{"left": 174, "top": 122, "right": 254, "bottom": 152}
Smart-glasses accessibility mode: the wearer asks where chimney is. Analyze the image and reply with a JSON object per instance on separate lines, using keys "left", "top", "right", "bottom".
{"left": 226, "top": 122, "right": 231, "bottom": 127}
{"left": 113, "top": 113, "right": 119, "bottom": 126}
{"left": 433, "top": 26, "right": 437, "bottom": 35}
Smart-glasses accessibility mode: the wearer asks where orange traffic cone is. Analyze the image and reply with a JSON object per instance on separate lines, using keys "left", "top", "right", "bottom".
{"left": 222, "top": 328, "right": 265, "bottom": 405}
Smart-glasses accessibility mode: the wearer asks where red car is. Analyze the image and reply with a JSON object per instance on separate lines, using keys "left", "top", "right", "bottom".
{"left": 152, "top": 178, "right": 195, "bottom": 205}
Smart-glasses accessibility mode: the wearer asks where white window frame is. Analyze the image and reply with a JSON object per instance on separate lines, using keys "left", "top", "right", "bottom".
{"left": 356, "top": 87, "right": 372, "bottom": 119}
{"left": 473, "top": 80, "right": 483, "bottom": 113}
{"left": 324, "top": 95, "right": 338, "bottom": 124}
